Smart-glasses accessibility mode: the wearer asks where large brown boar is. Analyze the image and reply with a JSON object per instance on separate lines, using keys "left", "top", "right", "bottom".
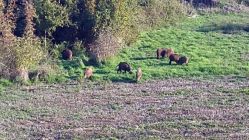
{"left": 166, "top": 48, "right": 174, "bottom": 57}
{"left": 156, "top": 48, "right": 174, "bottom": 59}
{"left": 62, "top": 49, "right": 73, "bottom": 60}
{"left": 169, "top": 53, "right": 180, "bottom": 65}
{"left": 117, "top": 62, "right": 132, "bottom": 74}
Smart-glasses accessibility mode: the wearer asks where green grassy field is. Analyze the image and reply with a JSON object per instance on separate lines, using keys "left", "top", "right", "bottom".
{"left": 90, "top": 13, "right": 249, "bottom": 82}
{"left": 57, "top": 13, "right": 249, "bottom": 84}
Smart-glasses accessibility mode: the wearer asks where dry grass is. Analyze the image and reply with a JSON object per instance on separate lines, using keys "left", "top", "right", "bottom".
{"left": 0, "top": 76, "right": 249, "bottom": 139}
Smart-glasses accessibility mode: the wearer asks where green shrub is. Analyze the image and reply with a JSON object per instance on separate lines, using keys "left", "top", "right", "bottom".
{"left": 13, "top": 37, "right": 45, "bottom": 70}
{"left": 89, "top": 0, "right": 186, "bottom": 62}
{"left": 136, "top": 0, "right": 186, "bottom": 28}
{"left": 0, "top": 36, "right": 45, "bottom": 81}
{"left": 37, "top": 63, "right": 68, "bottom": 84}
{"left": 34, "top": 0, "right": 70, "bottom": 34}
{"left": 0, "top": 78, "right": 11, "bottom": 92}
{"left": 0, "top": 78, "right": 11, "bottom": 87}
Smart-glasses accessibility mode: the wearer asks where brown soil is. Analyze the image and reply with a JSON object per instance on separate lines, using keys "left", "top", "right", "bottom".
{"left": 1, "top": 76, "right": 249, "bottom": 139}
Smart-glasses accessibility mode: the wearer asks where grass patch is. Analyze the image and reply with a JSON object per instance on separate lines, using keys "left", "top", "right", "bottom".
{"left": 0, "top": 79, "right": 12, "bottom": 92}
{"left": 240, "top": 88, "right": 249, "bottom": 95}
{"left": 0, "top": 90, "right": 33, "bottom": 119}
{"left": 57, "top": 13, "right": 249, "bottom": 83}
{"left": 217, "top": 86, "right": 249, "bottom": 95}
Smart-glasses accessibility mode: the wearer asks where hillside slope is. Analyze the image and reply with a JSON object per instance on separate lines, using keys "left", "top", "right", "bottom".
{"left": 82, "top": 13, "right": 249, "bottom": 82}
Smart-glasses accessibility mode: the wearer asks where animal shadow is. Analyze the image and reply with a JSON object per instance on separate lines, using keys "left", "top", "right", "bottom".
{"left": 156, "top": 61, "right": 177, "bottom": 66}
{"left": 111, "top": 77, "right": 136, "bottom": 83}
{"left": 131, "top": 56, "right": 155, "bottom": 61}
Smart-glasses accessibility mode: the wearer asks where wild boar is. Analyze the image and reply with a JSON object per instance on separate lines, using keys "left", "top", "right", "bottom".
{"left": 136, "top": 67, "right": 142, "bottom": 82}
{"left": 62, "top": 49, "right": 73, "bottom": 60}
{"left": 169, "top": 53, "right": 180, "bottom": 65}
{"left": 157, "top": 48, "right": 174, "bottom": 59}
{"left": 84, "top": 67, "right": 93, "bottom": 79}
{"left": 117, "top": 62, "right": 132, "bottom": 74}
{"left": 177, "top": 56, "right": 189, "bottom": 65}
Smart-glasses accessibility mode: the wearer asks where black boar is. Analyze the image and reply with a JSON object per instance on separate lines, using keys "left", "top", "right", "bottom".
{"left": 169, "top": 54, "right": 180, "bottom": 65}
{"left": 117, "top": 62, "right": 132, "bottom": 74}
{"left": 177, "top": 56, "right": 189, "bottom": 65}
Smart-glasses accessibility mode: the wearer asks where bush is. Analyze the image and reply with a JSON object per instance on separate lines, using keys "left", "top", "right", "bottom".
{"left": 88, "top": 29, "right": 123, "bottom": 65}
{"left": 0, "top": 37, "right": 45, "bottom": 81}
{"left": 88, "top": 0, "right": 186, "bottom": 62}
{"left": 33, "top": 0, "right": 187, "bottom": 66}
{"left": 0, "top": 0, "right": 188, "bottom": 83}
{"left": 138, "top": 0, "right": 186, "bottom": 27}
{"left": 33, "top": 62, "right": 68, "bottom": 84}
{"left": 109, "top": 0, "right": 139, "bottom": 45}
{"left": 34, "top": 0, "right": 70, "bottom": 34}
{"left": 13, "top": 37, "right": 45, "bottom": 70}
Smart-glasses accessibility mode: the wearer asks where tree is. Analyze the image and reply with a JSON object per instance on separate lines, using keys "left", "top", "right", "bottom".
{"left": 34, "top": 0, "right": 70, "bottom": 36}
{"left": 0, "top": 0, "right": 45, "bottom": 82}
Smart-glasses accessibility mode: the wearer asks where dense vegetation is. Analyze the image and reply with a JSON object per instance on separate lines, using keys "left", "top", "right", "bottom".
{"left": 0, "top": 0, "right": 186, "bottom": 83}
{"left": 0, "top": 0, "right": 248, "bottom": 85}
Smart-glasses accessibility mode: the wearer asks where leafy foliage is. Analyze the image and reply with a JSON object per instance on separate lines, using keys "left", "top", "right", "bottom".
{"left": 6, "top": 0, "right": 249, "bottom": 83}
{"left": 87, "top": 0, "right": 185, "bottom": 62}
{"left": 13, "top": 37, "right": 45, "bottom": 70}
{"left": 0, "top": 0, "right": 45, "bottom": 81}
{"left": 34, "top": 0, "right": 71, "bottom": 35}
